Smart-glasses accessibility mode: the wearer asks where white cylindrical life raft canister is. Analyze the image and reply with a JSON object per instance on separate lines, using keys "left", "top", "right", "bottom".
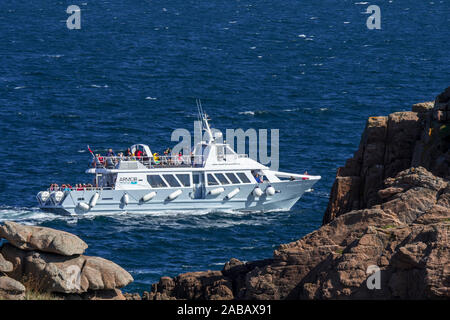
{"left": 122, "top": 193, "right": 129, "bottom": 205}
{"left": 141, "top": 191, "right": 156, "bottom": 202}
{"left": 208, "top": 187, "right": 225, "bottom": 196}
{"left": 39, "top": 191, "right": 50, "bottom": 202}
{"left": 253, "top": 187, "right": 263, "bottom": 197}
{"left": 77, "top": 202, "right": 90, "bottom": 212}
{"left": 54, "top": 191, "right": 65, "bottom": 203}
{"left": 167, "top": 189, "right": 182, "bottom": 200}
{"left": 89, "top": 192, "right": 99, "bottom": 208}
{"left": 266, "top": 186, "right": 276, "bottom": 196}
{"left": 225, "top": 188, "right": 240, "bottom": 200}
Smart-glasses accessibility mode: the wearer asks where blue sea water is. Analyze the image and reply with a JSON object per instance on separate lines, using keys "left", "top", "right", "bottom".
{"left": 0, "top": 1, "right": 449, "bottom": 293}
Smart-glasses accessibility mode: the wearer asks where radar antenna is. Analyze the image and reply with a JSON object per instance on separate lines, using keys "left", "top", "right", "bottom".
{"left": 195, "top": 99, "right": 213, "bottom": 143}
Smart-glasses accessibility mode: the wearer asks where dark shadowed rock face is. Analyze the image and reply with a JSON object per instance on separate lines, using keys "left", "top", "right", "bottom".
{"left": 0, "top": 221, "right": 88, "bottom": 256}
{"left": 62, "top": 288, "right": 126, "bottom": 300}
{"left": 137, "top": 87, "right": 450, "bottom": 301}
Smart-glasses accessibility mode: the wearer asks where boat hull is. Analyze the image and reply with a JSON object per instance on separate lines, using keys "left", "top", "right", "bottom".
{"left": 39, "top": 179, "right": 318, "bottom": 215}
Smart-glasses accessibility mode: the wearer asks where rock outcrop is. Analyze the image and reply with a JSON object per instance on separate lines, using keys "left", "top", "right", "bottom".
{"left": 0, "top": 253, "right": 13, "bottom": 273}
{"left": 0, "top": 221, "right": 88, "bottom": 256}
{"left": 136, "top": 87, "right": 450, "bottom": 300}
{"left": 0, "top": 223, "right": 133, "bottom": 300}
{"left": 324, "top": 86, "right": 450, "bottom": 224}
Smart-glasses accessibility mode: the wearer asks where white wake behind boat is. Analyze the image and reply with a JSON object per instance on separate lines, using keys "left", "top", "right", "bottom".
{"left": 37, "top": 111, "right": 320, "bottom": 215}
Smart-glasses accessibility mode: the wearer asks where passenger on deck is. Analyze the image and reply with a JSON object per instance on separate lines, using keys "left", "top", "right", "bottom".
{"left": 142, "top": 151, "right": 150, "bottom": 165}
{"left": 164, "top": 148, "right": 173, "bottom": 165}
{"left": 125, "top": 148, "right": 132, "bottom": 159}
{"left": 153, "top": 152, "right": 160, "bottom": 165}
{"left": 254, "top": 173, "right": 263, "bottom": 183}
{"left": 176, "top": 152, "right": 183, "bottom": 165}
{"left": 106, "top": 148, "right": 115, "bottom": 157}
{"left": 115, "top": 152, "right": 124, "bottom": 167}
{"left": 134, "top": 149, "right": 143, "bottom": 160}
{"left": 105, "top": 149, "right": 116, "bottom": 168}
{"left": 95, "top": 154, "right": 105, "bottom": 167}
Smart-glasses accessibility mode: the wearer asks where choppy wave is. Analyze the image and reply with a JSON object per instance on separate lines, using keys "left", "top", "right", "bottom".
{"left": 0, "top": 206, "right": 61, "bottom": 224}
{"left": 0, "top": 206, "right": 275, "bottom": 228}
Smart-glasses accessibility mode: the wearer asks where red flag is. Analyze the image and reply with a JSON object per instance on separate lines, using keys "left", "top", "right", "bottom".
{"left": 87, "top": 145, "right": 95, "bottom": 158}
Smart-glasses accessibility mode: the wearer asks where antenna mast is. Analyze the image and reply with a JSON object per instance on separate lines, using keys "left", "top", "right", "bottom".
{"left": 196, "top": 99, "right": 213, "bottom": 143}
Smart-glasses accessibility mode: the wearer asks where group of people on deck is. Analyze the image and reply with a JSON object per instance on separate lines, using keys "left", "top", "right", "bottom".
{"left": 152, "top": 147, "right": 189, "bottom": 165}
{"left": 91, "top": 147, "right": 192, "bottom": 168}
{"left": 92, "top": 148, "right": 148, "bottom": 168}
{"left": 49, "top": 183, "right": 95, "bottom": 191}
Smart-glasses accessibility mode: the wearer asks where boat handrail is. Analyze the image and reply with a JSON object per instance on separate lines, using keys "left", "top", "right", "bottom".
{"left": 90, "top": 155, "right": 205, "bottom": 169}
{"left": 47, "top": 187, "right": 115, "bottom": 192}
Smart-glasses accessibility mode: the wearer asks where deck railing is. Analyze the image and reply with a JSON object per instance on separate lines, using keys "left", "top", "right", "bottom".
{"left": 90, "top": 155, "right": 204, "bottom": 169}
{"left": 89, "top": 152, "right": 249, "bottom": 170}
{"left": 47, "top": 186, "right": 114, "bottom": 192}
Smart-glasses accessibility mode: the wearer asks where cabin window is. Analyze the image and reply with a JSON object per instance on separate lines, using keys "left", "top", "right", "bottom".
{"left": 147, "top": 175, "right": 168, "bottom": 188}
{"left": 207, "top": 173, "right": 219, "bottom": 186}
{"left": 214, "top": 173, "right": 230, "bottom": 185}
{"left": 176, "top": 174, "right": 191, "bottom": 187}
{"left": 237, "top": 172, "right": 251, "bottom": 183}
{"left": 225, "top": 173, "right": 240, "bottom": 184}
{"left": 163, "top": 174, "right": 181, "bottom": 187}
{"left": 193, "top": 173, "right": 201, "bottom": 184}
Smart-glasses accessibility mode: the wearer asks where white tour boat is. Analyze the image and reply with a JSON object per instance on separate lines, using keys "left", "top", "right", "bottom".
{"left": 37, "top": 111, "right": 320, "bottom": 215}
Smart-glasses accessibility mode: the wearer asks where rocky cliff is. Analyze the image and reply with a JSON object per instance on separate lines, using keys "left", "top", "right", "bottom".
{"left": 137, "top": 87, "right": 450, "bottom": 300}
